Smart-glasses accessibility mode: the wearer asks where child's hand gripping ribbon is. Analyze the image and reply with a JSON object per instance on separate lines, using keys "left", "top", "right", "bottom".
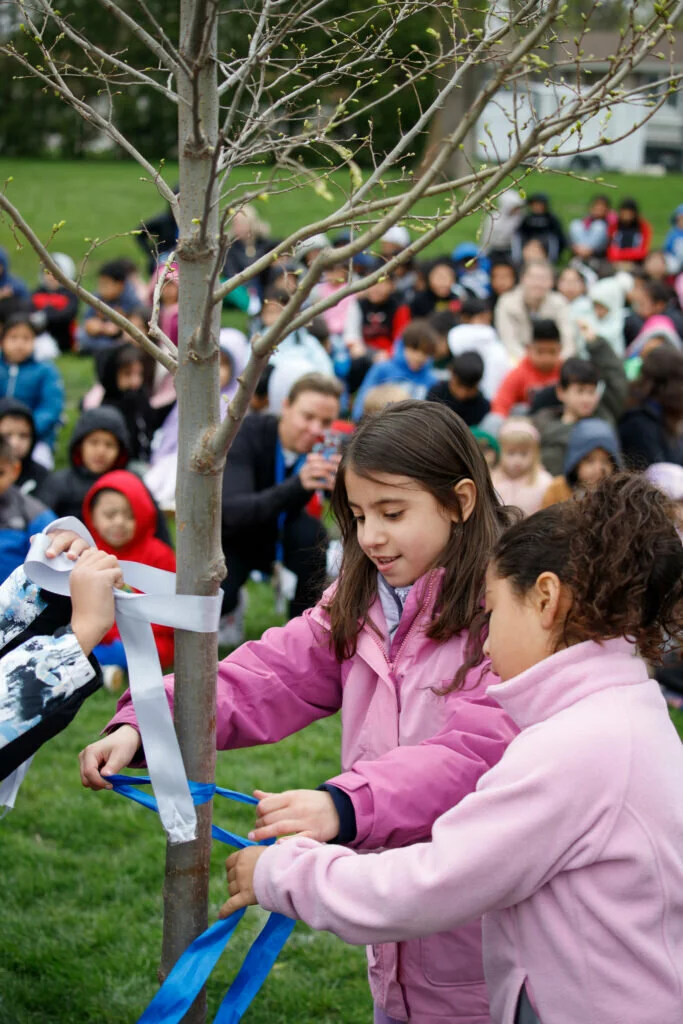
{"left": 105, "top": 775, "right": 296, "bottom": 1024}
{"left": 24, "top": 516, "right": 222, "bottom": 845}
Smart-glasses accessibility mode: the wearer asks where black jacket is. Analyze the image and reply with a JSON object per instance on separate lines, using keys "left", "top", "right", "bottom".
{"left": 426, "top": 382, "right": 490, "bottom": 427}
{"left": 221, "top": 415, "right": 314, "bottom": 552}
{"left": 618, "top": 401, "right": 683, "bottom": 469}
{"left": 515, "top": 210, "right": 566, "bottom": 263}
{"left": 98, "top": 346, "right": 160, "bottom": 464}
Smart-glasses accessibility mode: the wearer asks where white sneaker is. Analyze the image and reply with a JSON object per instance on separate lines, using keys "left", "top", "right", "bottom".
{"left": 217, "top": 589, "right": 248, "bottom": 648}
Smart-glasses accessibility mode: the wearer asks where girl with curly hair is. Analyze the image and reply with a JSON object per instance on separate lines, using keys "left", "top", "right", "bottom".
{"left": 224, "top": 472, "right": 683, "bottom": 1024}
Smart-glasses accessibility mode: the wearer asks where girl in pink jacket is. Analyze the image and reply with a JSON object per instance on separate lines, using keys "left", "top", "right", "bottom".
{"left": 80, "top": 401, "right": 517, "bottom": 1024}
{"left": 224, "top": 473, "right": 683, "bottom": 1024}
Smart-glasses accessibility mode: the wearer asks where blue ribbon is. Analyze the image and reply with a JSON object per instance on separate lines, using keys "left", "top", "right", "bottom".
{"left": 107, "top": 775, "right": 295, "bottom": 1023}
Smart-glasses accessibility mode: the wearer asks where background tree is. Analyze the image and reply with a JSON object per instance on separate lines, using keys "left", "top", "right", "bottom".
{"left": 1, "top": 1, "right": 682, "bottom": 1020}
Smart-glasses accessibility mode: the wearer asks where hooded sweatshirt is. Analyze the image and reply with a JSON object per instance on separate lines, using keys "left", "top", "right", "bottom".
{"left": 35, "top": 407, "right": 131, "bottom": 520}
{"left": 0, "top": 398, "right": 49, "bottom": 496}
{"left": 542, "top": 418, "right": 623, "bottom": 507}
{"left": 352, "top": 343, "right": 437, "bottom": 420}
{"left": 447, "top": 324, "right": 512, "bottom": 401}
{"left": 98, "top": 345, "right": 157, "bottom": 464}
{"left": 586, "top": 275, "right": 630, "bottom": 356}
{"left": 83, "top": 470, "right": 176, "bottom": 670}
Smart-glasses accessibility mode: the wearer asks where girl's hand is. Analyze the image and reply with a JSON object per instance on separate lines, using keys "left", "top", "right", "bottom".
{"left": 78, "top": 725, "right": 141, "bottom": 789}
{"left": 220, "top": 847, "right": 267, "bottom": 918}
{"left": 45, "top": 529, "right": 92, "bottom": 561}
{"left": 249, "top": 788, "right": 340, "bottom": 843}
{"left": 70, "top": 549, "right": 123, "bottom": 654}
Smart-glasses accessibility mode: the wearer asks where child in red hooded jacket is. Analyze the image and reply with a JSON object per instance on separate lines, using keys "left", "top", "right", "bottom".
{"left": 82, "top": 469, "right": 175, "bottom": 688}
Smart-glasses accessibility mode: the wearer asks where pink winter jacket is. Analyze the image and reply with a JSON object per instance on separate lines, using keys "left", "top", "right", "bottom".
{"left": 108, "top": 569, "right": 516, "bottom": 1023}
{"left": 253, "top": 638, "right": 683, "bottom": 1024}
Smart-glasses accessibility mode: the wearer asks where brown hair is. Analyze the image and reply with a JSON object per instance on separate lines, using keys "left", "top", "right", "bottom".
{"left": 402, "top": 319, "right": 438, "bottom": 355}
{"left": 327, "top": 400, "right": 510, "bottom": 684}
{"left": 628, "top": 347, "right": 683, "bottom": 434}
{"left": 287, "top": 372, "right": 343, "bottom": 404}
{"left": 491, "top": 472, "right": 683, "bottom": 661}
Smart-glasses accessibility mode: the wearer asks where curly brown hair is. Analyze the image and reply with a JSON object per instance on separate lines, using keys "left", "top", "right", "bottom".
{"left": 491, "top": 472, "right": 683, "bottom": 662}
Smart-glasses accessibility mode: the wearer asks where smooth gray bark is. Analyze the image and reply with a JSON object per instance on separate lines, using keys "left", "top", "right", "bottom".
{"left": 160, "top": 4, "right": 222, "bottom": 1021}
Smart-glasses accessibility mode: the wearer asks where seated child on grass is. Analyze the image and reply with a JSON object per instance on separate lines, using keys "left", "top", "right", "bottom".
{"left": 542, "top": 417, "right": 622, "bottom": 508}
{"left": 0, "top": 398, "right": 50, "bottom": 496}
{"left": 352, "top": 320, "right": 437, "bottom": 420}
{"left": 0, "top": 437, "right": 55, "bottom": 584}
{"left": 426, "top": 350, "right": 490, "bottom": 427}
{"left": 82, "top": 470, "right": 176, "bottom": 688}
{"left": 491, "top": 418, "right": 553, "bottom": 518}
{"left": 0, "top": 314, "right": 64, "bottom": 466}
{"left": 78, "top": 260, "right": 139, "bottom": 355}
{"left": 491, "top": 319, "right": 562, "bottom": 418}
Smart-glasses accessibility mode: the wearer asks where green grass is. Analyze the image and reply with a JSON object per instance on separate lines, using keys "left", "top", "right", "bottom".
{"left": 1, "top": 159, "right": 683, "bottom": 291}
{"left": 1, "top": 161, "right": 683, "bottom": 1023}
{"left": 0, "top": 579, "right": 372, "bottom": 1024}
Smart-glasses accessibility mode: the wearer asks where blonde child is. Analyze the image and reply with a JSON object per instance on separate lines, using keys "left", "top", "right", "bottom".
{"left": 224, "top": 473, "right": 683, "bottom": 1024}
{"left": 79, "top": 401, "right": 517, "bottom": 1024}
{"left": 490, "top": 419, "right": 552, "bottom": 517}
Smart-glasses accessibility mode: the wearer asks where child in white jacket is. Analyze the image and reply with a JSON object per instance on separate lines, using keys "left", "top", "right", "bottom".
{"left": 224, "top": 473, "right": 683, "bottom": 1024}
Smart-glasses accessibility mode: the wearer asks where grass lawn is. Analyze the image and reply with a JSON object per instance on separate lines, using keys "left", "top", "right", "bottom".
{"left": 1, "top": 160, "right": 683, "bottom": 1023}
{"left": 1, "top": 159, "right": 683, "bottom": 291}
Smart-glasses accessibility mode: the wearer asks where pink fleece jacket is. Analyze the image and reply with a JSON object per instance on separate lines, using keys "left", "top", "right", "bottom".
{"left": 253, "top": 638, "right": 683, "bottom": 1024}
{"left": 108, "top": 569, "right": 516, "bottom": 1023}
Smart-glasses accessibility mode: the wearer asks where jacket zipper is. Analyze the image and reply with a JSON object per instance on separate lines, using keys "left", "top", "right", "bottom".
{"left": 7, "top": 365, "right": 18, "bottom": 398}
{"left": 367, "top": 574, "right": 436, "bottom": 710}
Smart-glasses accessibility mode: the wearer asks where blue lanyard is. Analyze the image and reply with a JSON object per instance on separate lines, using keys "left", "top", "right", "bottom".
{"left": 274, "top": 439, "right": 305, "bottom": 564}
{"left": 107, "top": 775, "right": 296, "bottom": 1023}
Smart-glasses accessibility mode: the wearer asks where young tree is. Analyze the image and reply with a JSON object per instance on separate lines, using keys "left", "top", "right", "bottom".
{"left": 1, "top": 1, "right": 681, "bottom": 1019}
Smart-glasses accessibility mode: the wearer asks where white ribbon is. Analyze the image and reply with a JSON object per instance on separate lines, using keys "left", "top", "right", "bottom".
{"left": 22, "top": 516, "right": 221, "bottom": 844}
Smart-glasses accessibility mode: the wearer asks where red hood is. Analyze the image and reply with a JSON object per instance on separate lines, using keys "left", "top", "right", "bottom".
{"left": 83, "top": 470, "right": 158, "bottom": 559}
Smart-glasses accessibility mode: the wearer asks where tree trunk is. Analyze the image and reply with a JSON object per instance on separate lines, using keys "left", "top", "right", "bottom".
{"left": 160, "top": 4, "right": 222, "bottom": 1022}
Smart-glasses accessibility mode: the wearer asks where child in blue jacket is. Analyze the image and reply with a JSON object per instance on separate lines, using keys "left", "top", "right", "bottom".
{"left": 0, "top": 314, "right": 64, "bottom": 461}
{"left": 352, "top": 319, "right": 437, "bottom": 421}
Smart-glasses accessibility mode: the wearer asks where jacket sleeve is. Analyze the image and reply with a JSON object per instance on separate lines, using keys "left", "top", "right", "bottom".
{"left": 491, "top": 367, "right": 521, "bottom": 416}
{"left": 32, "top": 365, "right": 65, "bottom": 441}
{"left": 325, "top": 690, "right": 517, "bottom": 850}
{"left": 34, "top": 471, "right": 67, "bottom": 517}
{"left": 0, "top": 566, "right": 47, "bottom": 649}
{"left": 221, "top": 430, "right": 313, "bottom": 532}
{"left": 253, "top": 709, "right": 627, "bottom": 944}
{"left": 588, "top": 336, "right": 628, "bottom": 422}
{"left": 106, "top": 607, "right": 344, "bottom": 749}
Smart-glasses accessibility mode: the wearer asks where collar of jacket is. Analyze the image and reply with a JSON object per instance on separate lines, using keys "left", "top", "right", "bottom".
{"left": 486, "top": 637, "right": 645, "bottom": 730}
